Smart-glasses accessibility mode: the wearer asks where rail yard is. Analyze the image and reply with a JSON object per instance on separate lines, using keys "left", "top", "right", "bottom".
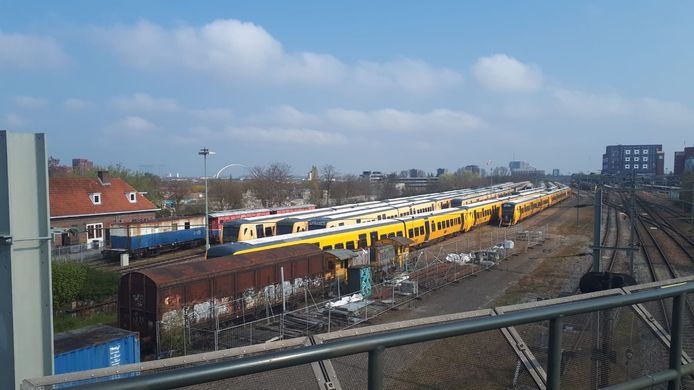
{"left": 23, "top": 178, "right": 694, "bottom": 389}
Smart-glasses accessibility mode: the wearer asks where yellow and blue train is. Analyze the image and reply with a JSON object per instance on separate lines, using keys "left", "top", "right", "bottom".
{"left": 208, "top": 186, "right": 570, "bottom": 258}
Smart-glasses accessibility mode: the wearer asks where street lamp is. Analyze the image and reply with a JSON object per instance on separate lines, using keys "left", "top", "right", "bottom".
{"left": 198, "top": 147, "right": 215, "bottom": 251}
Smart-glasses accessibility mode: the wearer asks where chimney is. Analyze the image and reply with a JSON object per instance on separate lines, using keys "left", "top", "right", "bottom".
{"left": 97, "top": 170, "right": 110, "bottom": 185}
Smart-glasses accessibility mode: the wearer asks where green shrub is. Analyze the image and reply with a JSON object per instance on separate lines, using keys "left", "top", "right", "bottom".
{"left": 52, "top": 262, "right": 120, "bottom": 307}
{"left": 79, "top": 267, "right": 120, "bottom": 301}
{"left": 52, "top": 262, "right": 87, "bottom": 307}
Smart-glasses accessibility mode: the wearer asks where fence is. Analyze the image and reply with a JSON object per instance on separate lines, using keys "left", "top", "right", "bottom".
{"left": 23, "top": 276, "right": 694, "bottom": 390}
{"left": 156, "top": 224, "right": 549, "bottom": 358}
{"left": 51, "top": 242, "right": 104, "bottom": 263}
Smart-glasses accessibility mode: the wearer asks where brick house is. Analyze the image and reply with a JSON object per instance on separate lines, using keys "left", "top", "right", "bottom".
{"left": 50, "top": 171, "right": 160, "bottom": 248}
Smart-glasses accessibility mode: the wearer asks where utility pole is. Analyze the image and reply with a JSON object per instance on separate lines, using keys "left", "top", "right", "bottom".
{"left": 198, "top": 148, "right": 215, "bottom": 252}
{"left": 576, "top": 177, "right": 581, "bottom": 227}
{"left": 592, "top": 186, "right": 602, "bottom": 272}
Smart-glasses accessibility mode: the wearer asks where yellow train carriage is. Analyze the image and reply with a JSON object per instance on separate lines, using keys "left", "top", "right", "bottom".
{"left": 210, "top": 219, "right": 409, "bottom": 257}
{"left": 500, "top": 188, "right": 571, "bottom": 226}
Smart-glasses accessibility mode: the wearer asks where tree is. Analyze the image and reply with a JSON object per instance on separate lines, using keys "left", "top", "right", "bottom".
{"left": 247, "top": 162, "right": 294, "bottom": 207}
{"left": 378, "top": 174, "right": 400, "bottom": 200}
{"left": 307, "top": 165, "right": 322, "bottom": 205}
{"left": 210, "top": 179, "right": 244, "bottom": 211}
{"left": 168, "top": 180, "right": 191, "bottom": 215}
{"left": 320, "top": 164, "right": 338, "bottom": 205}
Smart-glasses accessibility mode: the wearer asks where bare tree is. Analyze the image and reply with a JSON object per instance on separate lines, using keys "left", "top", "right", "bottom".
{"left": 167, "top": 180, "right": 191, "bottom": 215}
{"left": 247, "top": 162, "right": 294, "bottom": 207}
{"left": 320, "top": 164, "right": 338, "bottom": 205}
{"left": 210, "top": 179, "right": 244, "bottom": 211}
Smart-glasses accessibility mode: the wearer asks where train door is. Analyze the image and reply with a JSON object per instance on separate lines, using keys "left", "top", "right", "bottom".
{"left": 255, "top": 224, "right": 265, "bottom": 238}
{"left": 424, "top": 218, "right": 430, "bottom": 240}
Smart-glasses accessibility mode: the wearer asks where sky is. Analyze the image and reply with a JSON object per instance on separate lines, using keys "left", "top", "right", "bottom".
{"left": 2, "top": 1, "right": 694, "bottom": 177}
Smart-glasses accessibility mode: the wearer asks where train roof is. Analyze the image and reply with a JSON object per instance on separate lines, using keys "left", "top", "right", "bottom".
{"left": 208, "top": 208, "right": 270, "bottom": 218}
{"left": 140, "top": 244, "right": 323, "bottom": 286}
{"left": 503, "top": 187, "right": 568, "bottom": 206}
{"left": 110, "top": 214, "right": 205, "bottom": 227}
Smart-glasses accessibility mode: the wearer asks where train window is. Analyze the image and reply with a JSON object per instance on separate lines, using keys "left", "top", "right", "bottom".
{"left": 388, "top": 232, "right": 395, "bottom": 237}
{"left": 437, "top": 222, "right": 442, "bottom": 230}
{"left": 243, "top": 228, "right": 248, "bottom": 235}
{"left": 265, "top": 227, "right": 272, "bottom": 236}
{"left": 185, "top": 222, "right": 191, "bottom": 229}
{"left": 396, "top": 231, "right": 403, "bottom": 237}
{"left": 358, "top": 234, "right": 367, "bottom": 248}
{"left": 335, "top": 243, "right": 344, "bottom": 249}
{"left": 323, "top": 245, "right": 333, "bottom": 250}
{"left": 380, "top": 234, "right": 387, "bottom": 240}
{"left": 346, "top": 241, "right": 355, "bottom": 250}
{"left": 377, "top": 215, "right": 382, "bottom": 220}
{"left": 408, "top": 228, "right": 414, "bottom": 237}
{"left": 431, "top": 222, "right": 436, "bottom": 231}
{"left": 419, "top": 226, "right": 424, "bottom": 235}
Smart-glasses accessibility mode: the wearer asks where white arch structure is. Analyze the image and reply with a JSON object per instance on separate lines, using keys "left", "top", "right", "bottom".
{"left": 215, "top": 163, "right": 250, "bottom": 179}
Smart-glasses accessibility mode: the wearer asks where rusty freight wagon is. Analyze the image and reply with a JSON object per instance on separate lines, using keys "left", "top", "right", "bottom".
{"left": 118, "top": 244, "right": 325, "bottom": 356}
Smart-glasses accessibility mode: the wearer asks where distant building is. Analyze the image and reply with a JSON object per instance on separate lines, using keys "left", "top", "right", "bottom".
{"left": 464, "top": 165, "right": 481, "bottom": 176}
{"left": 408, "top": 169, "right": 425, "bottom": 178}
{"left": 436, "top": 168, "right": 447, "bottom": 177}
{"left": 674, "top": 146, "right": 694, "bottom": 175}
{"left": 395, "top": 176, "right": 438, "bottom": 189}
{"left": 361, "top": 171, "right": 385, "bottom": 182}
{"left": 72, "top": 158, "right": 93, "bottom": 170}
{"left": 601, "top": 144, "right": 664, "bottom": 176}
{"left": 509, "top": 161, "right": 544, "bottom": 176}
{"left": 552, "top": 169, "right": 560, "bottom": 176}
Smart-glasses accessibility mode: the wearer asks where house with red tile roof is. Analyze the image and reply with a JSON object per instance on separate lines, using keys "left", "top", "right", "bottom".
{"left": 50, "top": 171, "right": 160, "bottom": 248}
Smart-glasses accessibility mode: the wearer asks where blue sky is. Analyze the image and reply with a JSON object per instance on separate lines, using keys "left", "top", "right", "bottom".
{"left": 2, "top": 1, "right": 693, "bottom": 176}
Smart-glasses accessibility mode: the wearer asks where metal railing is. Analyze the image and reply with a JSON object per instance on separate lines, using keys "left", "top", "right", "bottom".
{"left": 70, "top": 279, "right": 694, "bottom": 390}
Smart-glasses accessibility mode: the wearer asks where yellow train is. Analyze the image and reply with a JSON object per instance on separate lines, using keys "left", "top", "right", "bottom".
{"left": 500, "top": 187, "right": 572, "bottom": 226}
{"left": 207, "top": 188, "right": 559, "bottom": 258}
{"left": 223, "top": 182, "right": 527, "bottom": 243}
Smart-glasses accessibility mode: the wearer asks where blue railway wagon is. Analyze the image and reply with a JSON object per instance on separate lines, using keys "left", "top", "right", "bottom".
{"left": 54, "top": 325, "right": 140, "bottom": 375}
{"left": 107, "top": 215, "right": 205, "bottom": 256}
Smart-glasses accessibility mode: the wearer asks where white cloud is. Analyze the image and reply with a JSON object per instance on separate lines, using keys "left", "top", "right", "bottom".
{"left": 0, "top": 31, "right": 68, "bottom": 68}
{"left": 13, "top": 96, "right": 46, "bottom": 109}
{"left": 4, "top": 113, "right": 27, "bottom": 127}
{"left": 97, "top": 19, "right": 461, "bottom": 93}
{"left": 111, "top": 93, "right": 178, "bottom": 112}
{"left": 63, "top": 98, "right": 93, "bottom": 110}
{"left": 550, "top": 87, "right": 694, "bottom": 127}
{"left": 250, "top": 105, "right": 321, "bottom": 127}
{"left": 324, "top": 108, "right": 484, "bottom": 132}
{"left": 104, "top": 116, "right": 157, "bottom": 135}
{"left": 226, "top": 126, "right": 347, "bottom": 145}
{"left": 552, "top": 88, "right": 628, "bottom": 117}
{"left": 354, "top": 59, "right": 463, "bottom": 94}
{"left": 472, "top": 54, "right": 542, "bottom": 93}
{"left": 190, "top": 108, "right": 233, "bottom": 122}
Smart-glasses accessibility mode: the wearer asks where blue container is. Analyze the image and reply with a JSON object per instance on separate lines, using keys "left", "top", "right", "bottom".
{"left": 54, "top": 325, "right": 140, "bottom": 375}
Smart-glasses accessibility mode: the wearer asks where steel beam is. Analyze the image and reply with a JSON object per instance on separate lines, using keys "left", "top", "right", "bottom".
{"left": 0, "top": 131, "right": 54, "bottom": 389}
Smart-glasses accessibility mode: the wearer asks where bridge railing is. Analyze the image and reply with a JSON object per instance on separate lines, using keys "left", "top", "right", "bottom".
{"left": 23, "top": 277, "right": 694, "bottom": 390}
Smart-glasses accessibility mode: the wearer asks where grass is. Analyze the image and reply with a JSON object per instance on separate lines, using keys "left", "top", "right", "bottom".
{"left": 53, "top": 309, "right": 117, "bottom": 334}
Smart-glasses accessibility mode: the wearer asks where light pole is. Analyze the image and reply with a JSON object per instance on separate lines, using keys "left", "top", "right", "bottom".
{"left": 199, "top": 148, "right": 215, "bottom": 251}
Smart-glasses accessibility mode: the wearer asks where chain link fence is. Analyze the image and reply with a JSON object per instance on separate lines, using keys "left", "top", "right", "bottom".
{"left": 51, "top": 242, "right": 104, "bottom": 262}
{"left": 156, "top": 224, "right": 549, "bottom": 359}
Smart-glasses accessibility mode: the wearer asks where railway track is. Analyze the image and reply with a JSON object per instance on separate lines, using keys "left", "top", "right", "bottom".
{"left": 93, "top": 248, "right": 206, "bottom": 273}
